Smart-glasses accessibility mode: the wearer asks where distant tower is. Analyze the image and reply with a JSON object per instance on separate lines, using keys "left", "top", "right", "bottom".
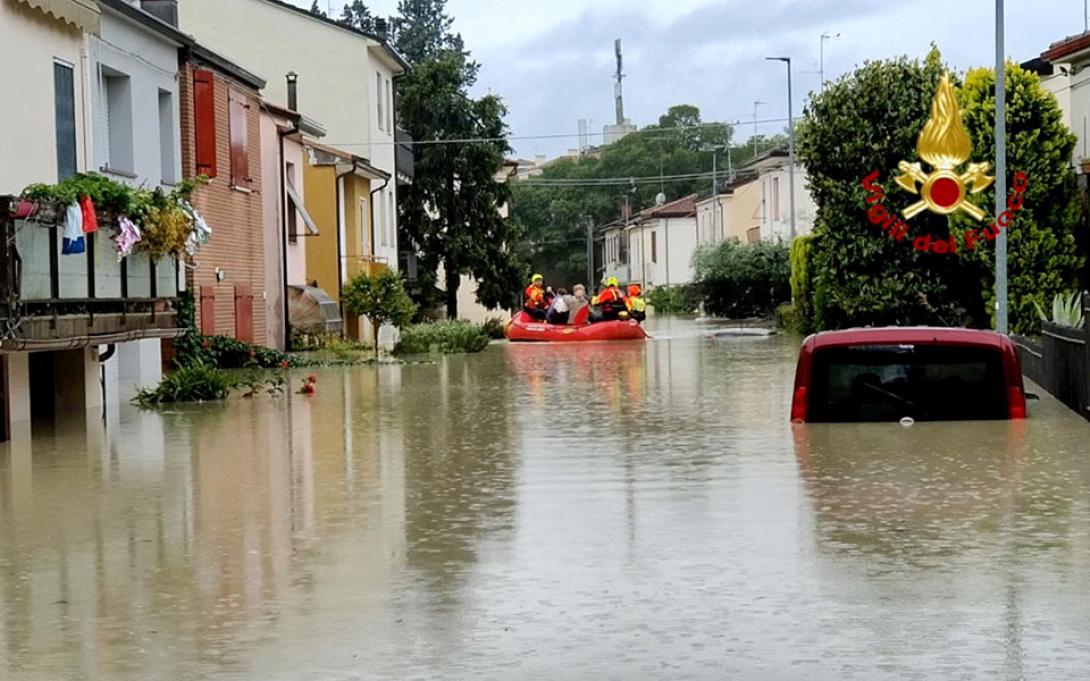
{"left": 614, "top": 39, "right": 625, "bottom": 126}
{"left": 578, "top": 119, "right": 589, "bottom": 153}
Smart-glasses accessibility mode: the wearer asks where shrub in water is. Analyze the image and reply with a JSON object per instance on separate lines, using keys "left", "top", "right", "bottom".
{"left": 692, "top": 240, "right": 790, "bottom": 318}
{"left": 394, "top": 320, "right": 491, "bottom": 355}
{"left": 647, "top": 285, "right": 700, "bottom": 315}
{"left": 134, "top": 364, "right": 236, "bottom": 406}
{"left": 480, "top": 316, "right": 507, "bottom": 340}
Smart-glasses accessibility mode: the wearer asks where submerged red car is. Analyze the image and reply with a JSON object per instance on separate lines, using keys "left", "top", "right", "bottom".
{"left": 790, "top": 327, "right": 1027, "bottom": 423}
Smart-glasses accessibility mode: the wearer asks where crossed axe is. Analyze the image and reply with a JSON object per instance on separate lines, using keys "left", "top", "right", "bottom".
{"left": 895, "top": 161, "right": 994, "bottom": 220}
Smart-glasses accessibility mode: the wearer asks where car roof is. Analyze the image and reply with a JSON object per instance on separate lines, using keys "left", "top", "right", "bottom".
{"left": 806, "top": 326, "right": 1008, "bottom": 350}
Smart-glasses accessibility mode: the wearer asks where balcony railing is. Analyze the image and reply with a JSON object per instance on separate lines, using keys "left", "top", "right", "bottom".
{"left": 343, "top": 255, "right": 389, "bottom": 281}
{"left": 0, "top": 197, "right": 181, "bottom": 350}
{"left": 395, "top": 128, "right": 414, "bottom": 186}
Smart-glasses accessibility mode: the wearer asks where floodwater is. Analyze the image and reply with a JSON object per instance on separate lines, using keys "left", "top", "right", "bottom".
{"left": 3, "top": 318, "right": 1090, "bottom": 680}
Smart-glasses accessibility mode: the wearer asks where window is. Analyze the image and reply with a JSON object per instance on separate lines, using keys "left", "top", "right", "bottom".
{"left": 772, "top": 176, "right": 781, "bottom": 221}
{"left": 377, "top": 71, "right": 384, "bottom": 131}
{"left": 359, "top": 197, "right": 369, "bottom": 255}
{"left": 386, "top": 77, "right": 392, "bottom": 133}
{"left": 378, "top": 191, "right": 386, "bottom": 246}
{"left": 53, "top": 61, "right": 77, "bottom": 181}
{"left": 158, "top": 89, "right": 176, "bottom": 183}
{"left": 228, "top": 88, "right": 251, "bottom": 188}
{"left": 388, "top": 192, "right": 394, "bottom": 248}
{"left": 103, "top": 69, "right": 133, "bottom": 174}
{"left": 193, "top": 69, "right": 217, "bottom": 177}
{"left": 651, "top": 231, "right": 657, "bottom": 263}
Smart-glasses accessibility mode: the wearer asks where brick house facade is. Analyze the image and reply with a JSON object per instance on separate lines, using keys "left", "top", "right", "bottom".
{"left": 178, "top": 48, "right": 268, "bottom": 344}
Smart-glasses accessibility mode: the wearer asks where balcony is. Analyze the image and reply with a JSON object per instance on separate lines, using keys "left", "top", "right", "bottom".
{"left": 395, "top": 129, "right": 414, "bottom": 186}
{"left": 0, "top": 197, "right": 181, "bottom": 351}
{"left": 343, "top": 255, "right": 389, "bottom": 281}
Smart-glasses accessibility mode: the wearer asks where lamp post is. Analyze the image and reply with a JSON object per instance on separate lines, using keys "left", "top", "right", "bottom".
{"left": 766, "top": 56, "right": 797, "bottom": 241}
{"left": 995, "top": 0, "right": 1008, "bottom": 333}
{"left": 820, "top": 32, "right": 840, "bottom": 91}
{"left": 752, "top": 100, "right": 766, "bottom": 157}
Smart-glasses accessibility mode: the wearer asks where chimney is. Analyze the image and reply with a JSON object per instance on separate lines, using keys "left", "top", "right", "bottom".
{"left": 140, "top": 0, "right": 178, "bottom": 26}
{"left": 286, "top": 72, "right": 298, "bottom": 112}
{"left": 374, "top": 18, "right": 388, "bottom": 39}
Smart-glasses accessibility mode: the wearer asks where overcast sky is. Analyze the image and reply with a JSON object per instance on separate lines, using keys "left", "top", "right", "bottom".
{"left": 293, "top": 0, "right": 1086, "bottom": 158}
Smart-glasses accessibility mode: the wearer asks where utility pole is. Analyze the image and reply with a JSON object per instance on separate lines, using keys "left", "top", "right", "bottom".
{"left": 586, "top": 220, "right": 594, "bottom": 290}
{"left": 995, "top": 0, "right": 1008, "bottom": 333}
{"left": 753, "top": 100, "right": 766, "bottom": 157}
{"left": 767, "top": 56, "right": 797, "bottom": 241}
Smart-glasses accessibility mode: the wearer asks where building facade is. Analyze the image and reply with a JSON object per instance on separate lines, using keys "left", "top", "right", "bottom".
{"left": 177, "top": 0, "right": 409, "bottom": 281}
{"left": 178, "top": 45, "right": 268, "bottom": 344}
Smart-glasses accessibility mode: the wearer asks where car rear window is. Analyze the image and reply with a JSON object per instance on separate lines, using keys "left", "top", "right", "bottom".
{"left": 807, "top": 344, "right": 1008, "bottom": 422}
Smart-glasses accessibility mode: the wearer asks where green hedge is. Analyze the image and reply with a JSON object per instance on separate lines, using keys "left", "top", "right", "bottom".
{"left": 789, "top": 235, "right": 816, "bottom": 333}
{"left": 394, "top": 320, "right": 491, "bottom": 355}
{"left": 692, "top": 240, "right": 790, "bottom": 318}
{"left": 647, "top": 284, "right": 700, "bottom": 314}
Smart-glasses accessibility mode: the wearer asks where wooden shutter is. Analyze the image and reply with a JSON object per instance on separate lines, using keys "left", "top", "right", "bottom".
{"left": 199, "top": 286, "right": 216, "bottom": 335}
{"left": 228, "top": 89, "right": 250, "bottom": 188}
{"left": 53, "top": 62, "right": 77, "bottom": 181}
{"left": 193, "top": 69, "right": 217, "bottom": 178}
{"left": 233, "top": 284, "right": 253, "bottom": 342}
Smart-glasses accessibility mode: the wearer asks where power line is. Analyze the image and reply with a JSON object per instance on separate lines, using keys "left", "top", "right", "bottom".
{"left": 517, "top": 169, "right": 761, "bottom": 187}
{"left": 324, "top": 116, "right": 798, "bottom": 148}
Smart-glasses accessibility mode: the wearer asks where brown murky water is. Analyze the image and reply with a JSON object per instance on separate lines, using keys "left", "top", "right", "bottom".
{"left": 3, "top": 318, "right": 1090, "bottom": 680}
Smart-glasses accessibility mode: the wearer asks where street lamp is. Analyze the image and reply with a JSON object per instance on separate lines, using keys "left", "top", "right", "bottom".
{"left": 995, "top": 0, "right": 1008, "bottom": 333}
{"left": 820, "top": 32, "right": 840, "bottom": 91}
{"left": 766, "top": 56, "right": 797, "bottom": 242}
{"left": 752, "top": 100, "right": 766, "bottom": 157}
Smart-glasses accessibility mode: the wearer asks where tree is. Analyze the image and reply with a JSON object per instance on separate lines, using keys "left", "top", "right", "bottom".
{"left": 797, "top": 47, "right": 1082, "bottom": 334}
{"left": 338, "top": 0, "right": 378, "bottom": 33}
{"left": 393, "top": 0, "right": 525, "bottom": 318}
{"left": 342, "top": 268, "right": 417, "bottom": 355}
{"left": 308, "top": 0, "right": 326, "bottom": 17}
{"left": 508, "top": 105, "right": 746, "bottom": 287}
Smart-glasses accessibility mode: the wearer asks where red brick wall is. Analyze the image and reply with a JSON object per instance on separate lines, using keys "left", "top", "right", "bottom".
{"left": 179, "top": 62, "right": 267, "bottom": 345}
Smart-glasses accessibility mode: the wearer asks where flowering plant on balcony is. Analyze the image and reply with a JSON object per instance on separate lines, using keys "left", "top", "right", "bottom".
{"left": 20, "top": 174, "right": 210, "bottom": 259}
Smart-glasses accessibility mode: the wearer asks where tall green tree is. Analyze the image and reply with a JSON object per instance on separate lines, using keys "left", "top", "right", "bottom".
{"left": 798, "top": 47, "right": 1081, "bottom": 335}
{"left": 338, "top": 0, "right": 378, "bottom": 32}
{"left": 394, "top": 2, "right": 525, "bottom": 317}
{"left": 308, "top": 0, "right": 326, "bottom": 18}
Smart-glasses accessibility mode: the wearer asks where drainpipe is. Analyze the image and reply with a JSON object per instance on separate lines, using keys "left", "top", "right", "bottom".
{"left": 335, "top": 166, "right": 354, "bottom": 317}
{"left": 98, "top": 344, "right": 115, "bottom": 425}
{"left": 369, "top": 175, "right": 390, "bottom": 261}
{"left": 279, "top": 72, "right": 299, "bottom": 350}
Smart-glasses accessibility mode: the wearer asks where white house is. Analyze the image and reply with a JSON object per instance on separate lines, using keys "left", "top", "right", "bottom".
{"left": 178, "top": 0, "right": 409, "bottom": 272}
{"left": 91, "top": 0, "right": 189, "bottom": 397}
{"left": 625, "top": 194, "right": 698, "bottom": 287}
{"left": 1038, "top": 36, "right": 1090, "bottom": 171}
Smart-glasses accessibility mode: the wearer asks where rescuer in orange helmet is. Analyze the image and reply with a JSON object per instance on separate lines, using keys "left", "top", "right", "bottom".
{"left": 625, "top": 283, "right": 647, "bottom": 322}
{"left": 523, "top": 274, "right": 548, "bottom": 321}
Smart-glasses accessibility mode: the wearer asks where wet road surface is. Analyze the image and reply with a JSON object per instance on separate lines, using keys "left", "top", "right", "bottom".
{"left": 2, "top": 318, "right": 1090, "bottom": 679}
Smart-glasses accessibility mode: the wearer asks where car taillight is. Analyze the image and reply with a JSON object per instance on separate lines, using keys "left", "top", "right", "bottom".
{"left": 791, "top": 386, "right": 808, "bottom": 422}
{"left": 1008, "top": 386, "right": 1026, "bottom": 419}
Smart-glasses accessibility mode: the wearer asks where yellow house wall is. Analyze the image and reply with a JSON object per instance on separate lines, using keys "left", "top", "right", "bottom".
{"left": 303, "top": 164, "right": 340, "bottom": 300}
{"left": 724, "top": 178, "right": 764, "bottom": 242}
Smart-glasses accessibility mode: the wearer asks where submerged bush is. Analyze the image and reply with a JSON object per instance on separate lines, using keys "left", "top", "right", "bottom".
{"left": 692, "top": 240, "right": 790, "bottom": 318}
{"left": 480, "top": 316, "right": 507, "bottom": 339}
{"left": 647, "top": 284, "right": 700, "bottom": 314}
{"left": 394, "top": 320, "right": 491, "bottom": 355}
{"left": 133, "top": 364, "right": 236, "bottom": 406}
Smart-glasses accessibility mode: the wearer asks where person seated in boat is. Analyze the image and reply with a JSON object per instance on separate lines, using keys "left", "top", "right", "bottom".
{"left": 523, "top": 274, "right": 548, "bottom": 321}
{"left": 569, "top": 284, "right": 588, "bottom": 319}
{"left": 546, "top": 288, "right": 573, "bottom": 324}
{"left": 591, "top": 277, "right": 627, "bottom": 322}
{"left": 626, "top": 284, "right": 647, "bottom": 323}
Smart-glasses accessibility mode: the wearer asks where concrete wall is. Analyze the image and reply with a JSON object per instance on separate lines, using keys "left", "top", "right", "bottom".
{"left": 723, "top": 178, "right": 764, "bottom": 243}
{"left": 89, "top": 10, "right": 180, "bottom": 188}
{"left": 303, "top": 162, "right": 339, "bottom": 297}
{"left": 0, "top": 0, "right": 88, "bottom": 192}
{"left": 178, "top": 62, "right": 267, "bottom": 343}
{"left": 178, "top": 0, "right": 401, "bottom": 271}
{"left": 759, "top": 166, "right": 816, "bottom": 242}
{"left": 628, "top": 217, "right": 697, "bottom": 287}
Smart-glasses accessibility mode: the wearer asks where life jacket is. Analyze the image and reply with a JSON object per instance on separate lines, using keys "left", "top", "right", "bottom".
{"left": 524, "top": 284, "right": 545, "bottom": 309}
{"left": 628, "top": 296, "right": 646, "bottom": 313}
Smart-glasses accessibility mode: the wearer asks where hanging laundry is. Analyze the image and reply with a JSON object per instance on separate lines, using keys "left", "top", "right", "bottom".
{"left": 115, "top": 216, "right": 141, "bottom": 260}
{"left": 179, "top": 200, "right": 212, "bottom": 256}
{"left": 80, "top": 194, "right": 98, "bottom": 234}
{"left": 62, "top": 201, "right": 85, "bottom": 255}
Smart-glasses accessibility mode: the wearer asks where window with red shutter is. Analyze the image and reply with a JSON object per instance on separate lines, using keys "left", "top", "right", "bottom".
{"left": 192, "top": 69, "right": 217, "bottom": 178}
{"left": 228, "top": 89, "right": 251, "bottom": 188}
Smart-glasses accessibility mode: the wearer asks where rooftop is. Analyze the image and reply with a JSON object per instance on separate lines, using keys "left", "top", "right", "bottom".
{"left": 1041, "top": 30, "right": 1090, "bottom": 63}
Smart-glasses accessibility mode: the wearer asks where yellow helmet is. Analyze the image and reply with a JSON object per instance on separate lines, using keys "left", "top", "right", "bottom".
{"left": 531, "top": 273, "right": 544, "bottom": 283}
{"left": 607, "top": 276, "right": 619, "bottom": 287}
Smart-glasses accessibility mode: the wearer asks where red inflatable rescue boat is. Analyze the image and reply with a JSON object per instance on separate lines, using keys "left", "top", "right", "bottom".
{"left": 504, "top": 311, "right": 648, "bottom": 343}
